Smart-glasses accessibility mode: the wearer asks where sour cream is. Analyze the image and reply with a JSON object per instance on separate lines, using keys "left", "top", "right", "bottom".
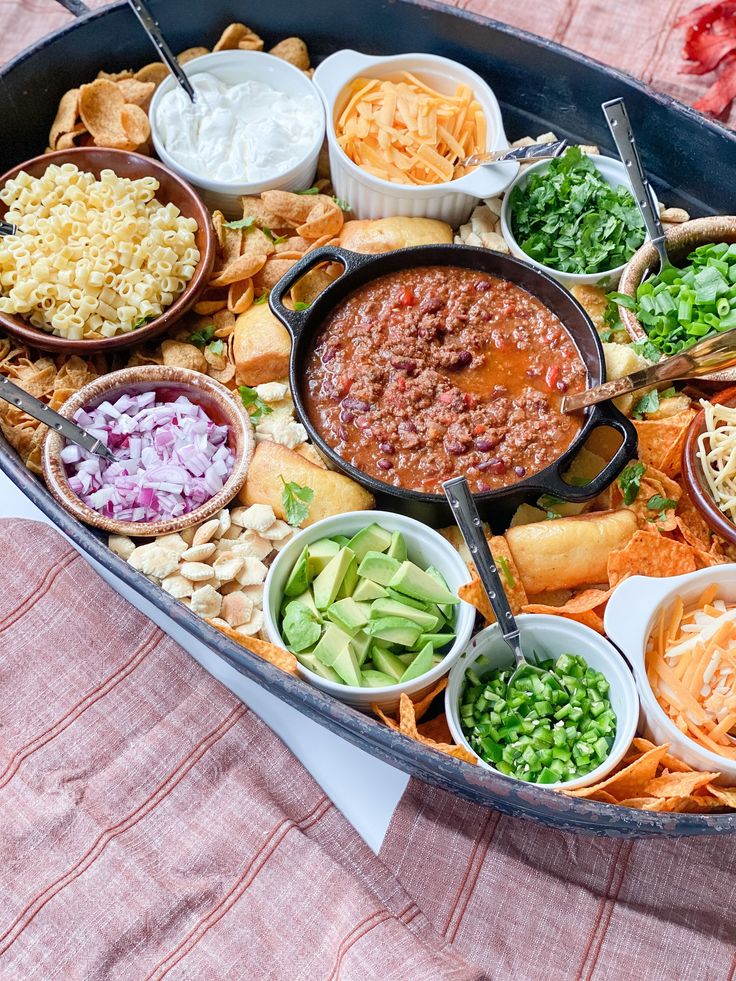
{"left": 155, "top": 72, "right": 323, "bottom": 184}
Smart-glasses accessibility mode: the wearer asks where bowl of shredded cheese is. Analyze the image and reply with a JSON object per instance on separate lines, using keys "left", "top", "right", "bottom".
{"left": 682, "top": 388, "right": 736, "bottom": 546}
{"left": 313, "top": 49, "right": 518, "bottom": 226}
{"left": 605, "top": 568, "right": 736, "bottom": 783}
{"left": 0, "top": 147, "right": 215, "bottom": 353}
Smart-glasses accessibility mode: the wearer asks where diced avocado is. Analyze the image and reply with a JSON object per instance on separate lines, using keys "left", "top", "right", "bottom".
{"left": 336, "top": 554, "right": 358, "bottom": 600}
{"left": 284, "top": 546, "right": 309, "bottom": 597}
{"left": 334, "top": 535, "right": 351, "bottom": 548}
{"left": 385, "top": 587, "right": 428, "bottom": 611}
{"left": 361, "top": 669, "right": 399, "bottom": 688}
{"left": 399, "top": 642, "right": 434, "bottom": 683}
{"left": 426, "top": 565, "right": 456, "bottom": 621}
{"left": 313, "top": 623, "right": 353, "bottom": 666}
{"left": 313, "top": 547, "right": 355, "bottom": 610}
{"left": 411, "top": 632, "right": 456, "bottom": 650}
{"left": 352, "top": 578, "right": 387, "bottom": 602}
{"left": 307, "top": 538, "right": 340, "bottom": 577}
{"left": 331, "top": 644, "right": 361, "bottom": 686}
{"left": 424, "top": 602, "right": 446, "bottom": 625}
{"left": 357, "top": 551, "right": 401, "bottom": 586}
{"left": 326, "top": 597, "right": 371, "bottom": 633}
{"left": 347, "top": 523, "right": 392, "bottom": 561}
{"left": 282, "top": 601, "right": 322, "bottom": 652}
{"left": 387, "top": 530, "right": 407, "bottom": 562}
{"left": 293, "top": 589, "right": 322, "bottom": 622}
{"left": 396, "top": 652, "right": 415, "bottom": 666}
{"left": 388, "top": 560, "right": 458, "bottom": 605}
{"left": 366, "top": 616, "right": 422, "bottom": 647}
{"left": 369, "top": 598, "right": 439, "bottom": 632}
{"left": 350, "top": 629, "right": 372, "bottom": 666}
{"left": 296, "top": 651, "right": 342, "bottom": 684}
{"left": 370, "top": 645, "right": 407, "bottom": 681}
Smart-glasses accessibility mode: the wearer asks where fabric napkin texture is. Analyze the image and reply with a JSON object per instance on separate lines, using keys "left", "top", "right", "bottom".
{"left": 2, "top": 523, "right": 735, "bottom": 980}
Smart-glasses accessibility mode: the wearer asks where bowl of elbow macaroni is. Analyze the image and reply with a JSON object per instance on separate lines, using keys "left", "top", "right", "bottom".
{"left": 0, "top": 147, "right": 216, "bottom": 353}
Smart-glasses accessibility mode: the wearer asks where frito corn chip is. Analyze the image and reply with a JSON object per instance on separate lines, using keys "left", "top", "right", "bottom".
{"left": 135, "top": 62, "right": 170, "bottom": 86}
{"left": 210, "top": 252, "right": 267, "bottom": 287}
{"left": 214, "top": 22, "right": 263, "bottom": 52}
{"left": 178, "top": 46, "right": 210, "bottom": 64}
{"left": 228, "top": 279, "right": 254, "bottom": 315}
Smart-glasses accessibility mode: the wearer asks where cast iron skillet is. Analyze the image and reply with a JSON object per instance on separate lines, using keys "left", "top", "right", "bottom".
{"left": 270, "top": 244, "right": 637, "bottom": 527}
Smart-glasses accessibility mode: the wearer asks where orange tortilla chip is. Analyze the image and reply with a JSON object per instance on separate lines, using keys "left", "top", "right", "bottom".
{"left": 522, "top": 585, "right": 616, "bottom": 635}
{"left": 409, "top": 677, "right": 448, "bottom": 722}
{"left": 565, "top": 744, "right": 670, "bottom": 800}
{"left": 617, "top": 797, "right": 670, "bottom": 811}
{"left": 655, "top": 795, "right": 727, "bottom": 813}
{"left": 607, "top": 531, "right": 698, "bottom": 587}
{"left": 458, "top": 535, "right": 527, "bottom": 625}
{"left": 194, "top": 297, "right": 228, "bottom": 315}
{"left": 643, "top": 769, "right": 720, "bottom": 798}
{"left": 417, "top": 714, "right": 453, "bottom": 743}
{"left": 205, "top": 619, "right": 297, "bottom": 673}
{"left": 632, "top": 737, "right": 693, "bottom": 772}
{"left": 705, "top": 784, "right": 736, "bottom": 808}
{"left": 261, "top": 189, "right": 333, "bottom": 226}
{"left": 372, "top": 703, "right": 400, "bottom": 731}
{"left": 633, "top": 411, "right": 694, "bottom": 477}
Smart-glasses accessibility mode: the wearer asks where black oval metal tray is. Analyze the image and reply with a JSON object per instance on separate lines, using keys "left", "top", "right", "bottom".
{"left": 2, "top": 0, "right": 735, "bottom": 836}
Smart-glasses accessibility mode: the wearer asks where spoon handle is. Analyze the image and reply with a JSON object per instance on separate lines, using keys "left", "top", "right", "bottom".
{"left": 602, "top": 98, "right": 668, "bottom": 265}
{"left": 442, "top": 476, "right": 524, "bottom": 668}
{"left": 127, "top": 0, "right": 196, "bottom": 103}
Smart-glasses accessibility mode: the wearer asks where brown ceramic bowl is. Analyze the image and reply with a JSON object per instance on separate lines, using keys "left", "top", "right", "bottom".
{"left": 681, "top": 385, "right": 736, "bottom": 546}
{"left": 618, "top": 216, "right": 736, "bottom": 381}
{"left": 42, "top": 365, "right": 254, "bottom": 537}
{"left": 0, "top": 147, "right": 216, "bottom": 354}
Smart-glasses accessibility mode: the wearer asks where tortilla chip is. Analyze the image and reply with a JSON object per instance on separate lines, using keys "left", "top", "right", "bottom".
{"left": 116, "top": 78, "right": 155, "bottom": 107}
{"left": 78, "top": 78, "right": 128, "bottom": 148}
{"left": 209, "top": 252, "right": 267, "bottom": 287}
{"left": 177, "top": 46, "right": 210, "bottom": 64}
{"left": 204, "top": 619, "right": 297, "bottom": 673}
{"left": 372, "top": 703, "right": 400, "bottom": 731}
{"left": 617, "top": 797, "right": 670, "bottom": 811}
{"left": 675, "top": 494, "right": 713, "bottom": 549}
{"left": 656, "top": 795, "right": 728, "bottom": 813}
{"left": 49, "top": 88, "right": 80, "bottom": 148}
{"left": 633, "top": 410, "right": 695, "bottom": 478}
{"left": 643, "top": 769, "right": 720, "bottom": 798}
{"left": 458, "top": 535, "right": 527, "bottom": 624}
{"left": 607, "top": 531, "right": 698, "bottom": 587}
{"left": 631, "top": 737, "right": 693, "bottom": 772}
{"left": 214, "top": 23, "right": 263, "bottom": 52}
{"left": 417, "top": 714, "right": 453, "bottom": 743}
{"left": 565, "top": 744, "right": 670, "bottom": 799}
{"left": 705, "top": 784, "right": 736, "bottom": 808}
{"left": 410, "top": 677, "right": 448, "bottom": 722}
{"left": 240, "top": 195, "right": 290, "bottom": 230}
{"left": 522, "top": 585, "right": 615, "bottom": 635}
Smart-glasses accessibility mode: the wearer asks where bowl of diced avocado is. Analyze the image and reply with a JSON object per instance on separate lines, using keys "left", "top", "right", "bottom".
{"left": 263, "top": 511, "right": 476, "bottom": 710}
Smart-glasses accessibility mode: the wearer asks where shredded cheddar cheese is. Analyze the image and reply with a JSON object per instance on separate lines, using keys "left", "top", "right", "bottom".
{"left": 335, "top": 73, "right": 486, "bottom": 185}
{"left": 646, "top": 584, "right": 736, "bottom": 759}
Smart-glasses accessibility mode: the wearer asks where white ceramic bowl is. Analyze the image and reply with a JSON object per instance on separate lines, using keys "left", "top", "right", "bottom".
{"left": 263, "top": 510, "right": 475, "bottom": 712}
{"left": 312, "top": 49, "right": 518, "bottom": 226}
{"left": 605, "top": 567, "right": 736, "bottom": 784}
{"left": 150, "top": 51, "right": 325, "bottom": 217}
{"left": 500, "top": 154, "right": 658, "bottom": 289}
{"left": 445, "top": 614, "right": 639, "bottom": 790}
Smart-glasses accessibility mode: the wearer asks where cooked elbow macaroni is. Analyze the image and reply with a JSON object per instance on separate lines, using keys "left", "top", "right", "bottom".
{"left": 0, "top": 163, "right": 200, "bottom": 340}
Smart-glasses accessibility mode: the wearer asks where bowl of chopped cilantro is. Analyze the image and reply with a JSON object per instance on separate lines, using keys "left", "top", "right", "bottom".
{"left": 500, "top": 147, "right": 648, "bottom": 288}
{"left": 616, "top": 216, "right": 736, "bottom": 361}
{"left": 445, "top": 613, "right": 638, "bottom": 789}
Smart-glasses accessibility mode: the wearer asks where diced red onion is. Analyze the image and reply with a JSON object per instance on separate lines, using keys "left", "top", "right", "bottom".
{"left": 63, "top": 391, "right": 235, "bottom": 523}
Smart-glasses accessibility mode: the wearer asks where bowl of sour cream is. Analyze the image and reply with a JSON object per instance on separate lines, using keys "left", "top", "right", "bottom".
{"left": 150, "top": 50, "right": 326, "bottom": 216}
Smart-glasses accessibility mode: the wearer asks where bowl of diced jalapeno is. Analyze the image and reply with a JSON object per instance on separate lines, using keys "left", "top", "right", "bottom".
{"left": 445, "top": 614, "right": 639, "bottom": 789}
{"left": 263, "top": 510, "right": 476, "bottom": 711}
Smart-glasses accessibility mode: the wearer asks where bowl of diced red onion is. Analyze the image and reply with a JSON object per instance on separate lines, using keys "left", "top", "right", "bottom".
{"left": 42, "top": 365, "right": 254, "bottom": 536}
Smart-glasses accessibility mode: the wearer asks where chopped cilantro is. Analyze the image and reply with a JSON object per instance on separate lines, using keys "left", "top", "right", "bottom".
{"left": 224, "top": 217, "right": 256, "bottom": 229}
{"left": 132, "top": 314, "right": 156, "bottom": 329}
{"left": 647, "top": 494, "right": 677, "bottom": 515}
{"left": 497, "top": 555, "right": 516, "bottom": 589}
{"left": 333, "top": 196, "right": 351, "bottom": 211}
{"left": 281, "top": 477, "right": 314, "bottom": 526}
{"left": 618, "top": 461, "right": 645, "bottom": 505}
{"left": 296, "top": 186, "right": 320, "bottom": 195}
{"left": 263, "top": 227, "right": 288, "bottom": 244}
{"left": 632, "top": 389, "right": 660, "bottom": 418}
{"left": 254, "top": 292, "right": 269, "bottom": 305}
{"left": 632, "top": 339, "right": 662, "bottom": 363}
{"left": 189, "top": 323, "right": 216, "bottom": 347}
{"left": 509, "top": 147, "right": 645, "bottom": 275}
{"left": 599, "top": 328, "right": 615, "bottom": 343}
{"left": 207, "top": 339, "right": 224, "bottom": 356}
{"left": 293, "top": 300, "right": 310, "bottom": 311}
{"left": 238, "top": 385, "right": 273, "bottom": 424}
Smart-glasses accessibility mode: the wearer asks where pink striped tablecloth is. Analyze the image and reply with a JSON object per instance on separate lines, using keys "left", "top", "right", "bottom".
{"left": 1, "top": 2, "right": 736, "bottom": 978}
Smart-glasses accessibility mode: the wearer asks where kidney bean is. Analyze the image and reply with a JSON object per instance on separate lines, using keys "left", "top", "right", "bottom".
{"left": 475, "top": 438, "right": 498, "bottom": 452}
{"left": 419, "top": 295, "right": 444, "bottom": 314}
{"left": 444, "top": 439, "right": 468, "bottom": 456}
{"left": 339, "top": 409, "right": 354, "bottom": 424}
{"left": 354, "top": 416, "right": 371, "bottom": 430}
{"left": 377, "top": 458, "right": 394, "bottom": 471}
{"left": 556, "top": 380, "right": 568, "bottom": 393}
{"left": 341, "top": 397, "right": 369, "bottom": 412}
{"left": 474, "top": 279, "right": 491, "bottom": 293}
{"left": 447, "top": 350, "right": 472, "bottom": 370}
{"left": 391, "top": 357, "right": 416, "bottom": 371}
{"left": 321, "top": 346, "right": 337, "bottom": 363}
{"left": 379, "top": 441, "right": 395, "bottom": 454}
{"left": 478, "top": 457, "right": 506, "bottom": 475}
{"left": 514, "top": 466, "right": 526, "bottom": 478}
{"left": 398, "top": 420, "right": 417, "bottom": 434}
{"left": 477, "top": 481, "right": 491, "bottom": 493}
{"left": 338, "top": 425, "right": 348, "bottom": 441}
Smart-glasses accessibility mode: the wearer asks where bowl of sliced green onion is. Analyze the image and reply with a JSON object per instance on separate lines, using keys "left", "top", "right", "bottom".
{"left": 617, "top": 216, "right": 736, "bottom": 362}
{"left": 445, "top": 614, "right": 639, "bottom": 789}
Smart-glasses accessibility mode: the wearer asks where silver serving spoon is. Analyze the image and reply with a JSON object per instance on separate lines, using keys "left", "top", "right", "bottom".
{"left": 602, "top": 98, "right": 672, "bottom": 277}
{"left": 462, "top": 139, "right": 568, "bottom": 169}
{"left": 443, "top": 476, "right": 543, "bottom": 685}
{"left": 0, "top": 375, "right": 115, "bottom": 461}
{"left": 127, "top": 0, "right": 196, "bottom": 103}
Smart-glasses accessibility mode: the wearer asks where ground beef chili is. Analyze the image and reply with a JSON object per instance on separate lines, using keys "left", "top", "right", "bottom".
{"left": 303, "top": 266, "right": 587, "bottom": 494}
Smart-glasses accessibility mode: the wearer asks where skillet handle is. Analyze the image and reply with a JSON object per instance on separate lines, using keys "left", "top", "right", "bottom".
{"left": 268, "top": 245, "right": 374, "bottom": 339}
{"left": 535, "top": 405, "right": 638, "bottom": 503}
